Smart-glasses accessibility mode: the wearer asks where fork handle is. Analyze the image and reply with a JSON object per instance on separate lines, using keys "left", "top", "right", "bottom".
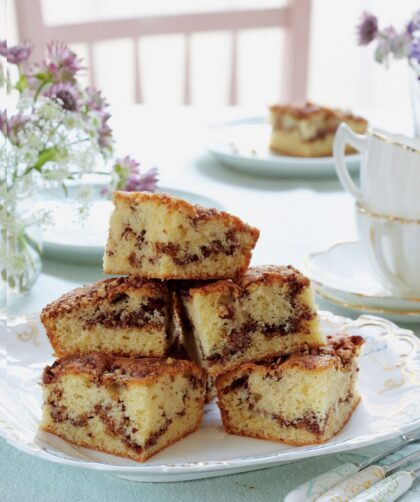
{"left": 284, "top": 463, "right": 359, "bottom": 502}
{"left": 315, "top": 465, "right": 385, "bottom": 501}
{"left": 348, "top": 471, "right": 415, "bottom": 502}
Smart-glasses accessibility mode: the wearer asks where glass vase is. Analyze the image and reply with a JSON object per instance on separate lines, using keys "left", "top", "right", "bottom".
{"left": 1, "top": 222, "right": 42, "bottom": 307}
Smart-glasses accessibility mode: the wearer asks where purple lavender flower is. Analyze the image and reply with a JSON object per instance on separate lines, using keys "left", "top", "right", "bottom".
{"left": 18, "top": 61, "right": 38, "bottom": 90}
{"left": 114, "top": 156, "right": 140, "bottom": 185}
{"left": 0, "top": 109, "right": 7, "bottom": 136}
{"left": 85, "top": 87, "right": 108, "bottom": 113}
{"left": 123, "top": 158, "right": 157, "bottom": 192}
{"left": 0, "top": 40, "right": 6, "bottom": 58}
{"left": 4, "top": 113, "right": 30, "bottom": 144}
{"left": 97, "top": 113, "right": 113, "bottom": 151}
{"left": 43, "top": 41, "right": 84, "bottom": 81}
{"left": 410, "top": 38, "right": 420, "bottom": 63}
{"left": 7, "top": 42, "right": 33, "bottom": 64}
{"left": 358, "top": 9, "right": 420, "bottom": 69}
{"left": 357, "top": 12, "right": 378, "bottom": 45}
{"left": 44, "top": 82, "right": 80, "bottom": 111}
{"left": 106, "top": 156, "right": 158, "bottom": 194}
{"left": 0, "top": 40, "right": 33, "bottom": 64}
{"left": 129, "top": 167, "right": 159, "bottom": 192}
{"left": 407, "top": 10, "right": 420, "bottom": 35}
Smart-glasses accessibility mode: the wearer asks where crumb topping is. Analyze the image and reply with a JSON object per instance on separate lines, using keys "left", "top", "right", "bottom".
{"left": 114, "top": 191, "right": 260, "bottom": 237}
{"left": 41, "top": 276, "right": 166, "bottom": 320}
{"left": 215, "top": 333, "right": 364, "bottom": 388}
{"left": 269, "top": 101, "right": 367, "bottom": 123}
{"left": 42, "top": 352, "right": 206, "bottom": 385}
{"left": 186, "top": 265, "right": 310, "bottom": 297}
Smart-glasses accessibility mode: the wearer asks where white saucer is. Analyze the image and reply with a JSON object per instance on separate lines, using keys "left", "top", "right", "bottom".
{"left": 207, "top": 117, "right": 361, "bottom": 178}
{"left": 40, "top": 183, "right": 224, "bottom": 265}
{"left": 304, "top": 241, "right": 420, "bottom": 323}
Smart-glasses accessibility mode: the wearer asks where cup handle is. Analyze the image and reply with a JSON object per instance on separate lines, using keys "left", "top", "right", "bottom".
{"left": 333, "top": 123, "right": 366, "bottom": 203}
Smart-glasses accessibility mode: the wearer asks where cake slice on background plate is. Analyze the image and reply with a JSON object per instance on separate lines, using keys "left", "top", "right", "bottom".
{"left": 41, "top": 353, "right": 206, "bottom": 462}
{"left": 269, "top": 102, "right": 367, "bottom": 157}
{"left": 215, "top": 333, "right": 364, "bottom": 445}
{"left": 103, "top": 191, "right": 259, "bottom": 280}
{"left": 177, "top": 265, "right": 324, "bottom": 376}
{"left": 41, "top": 276, "right": 174, "bottom": 358}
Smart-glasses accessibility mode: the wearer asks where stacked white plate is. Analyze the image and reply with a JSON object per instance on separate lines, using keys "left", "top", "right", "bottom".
{"left": 304, "top": 241, "right": 420, "bottom": 323}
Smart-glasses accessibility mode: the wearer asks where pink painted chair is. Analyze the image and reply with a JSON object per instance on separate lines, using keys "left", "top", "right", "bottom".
{"left": 14, "top": 0, "right": 311, "bottom": 104}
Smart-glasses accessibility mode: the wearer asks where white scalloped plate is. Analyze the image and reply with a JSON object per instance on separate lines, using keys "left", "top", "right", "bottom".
{"left": 2, "top": 312, "right": 420, "bottom": 482}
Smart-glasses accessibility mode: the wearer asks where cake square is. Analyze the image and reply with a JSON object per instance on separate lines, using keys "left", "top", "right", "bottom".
{"left": 215, "top": 333, "right": 364, "bottom": 445}
{"left": 41, "top": 353, "right": 206, "bottom": 462}
{"left": 41, "top": 276, "right": 173, "bottom": 358}
{"left": 177, "top": 265, "right": 324, "bottom": 376}
{"left": 269, "top": 102, "right": 367, "bottom": 157}
{"left": 103, "top": 191, "right": 259, "bottom": 280}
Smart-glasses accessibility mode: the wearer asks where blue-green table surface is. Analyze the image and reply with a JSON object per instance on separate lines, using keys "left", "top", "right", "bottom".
{"left": 2, "top": 436, "right": 419, "bottom": 502}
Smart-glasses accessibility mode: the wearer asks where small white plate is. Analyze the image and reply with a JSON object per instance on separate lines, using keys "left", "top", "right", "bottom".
{"left": 207, "top": 117, "right": 361, "bottom": 178}
{"left": 2, "top": 311, "right": 420, "bottom": 482}
{"left": 304, "top": 241, "right": 420, "bottom": 323}
{"left": 39, "top": 184, "right": 224, "bottom": 264}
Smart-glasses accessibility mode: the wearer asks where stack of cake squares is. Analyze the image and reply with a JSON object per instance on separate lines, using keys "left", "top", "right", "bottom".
{"left": 40, "top": 191, "right": 363, "bottom": 461}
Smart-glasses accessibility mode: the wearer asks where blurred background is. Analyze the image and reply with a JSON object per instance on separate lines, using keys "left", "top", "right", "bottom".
{"left": 3, "top": 0, "right": 418, "bottom": 112}
{"left": 2, "top": 0, "right": 419, "bottom": 308}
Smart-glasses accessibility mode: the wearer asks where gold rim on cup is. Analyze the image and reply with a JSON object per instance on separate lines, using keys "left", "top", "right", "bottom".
{"left": 356, "top": 203, "right": 420, "bottom": 225}
{"left": 367, "top": 129, "right": 420, "bottom": 155}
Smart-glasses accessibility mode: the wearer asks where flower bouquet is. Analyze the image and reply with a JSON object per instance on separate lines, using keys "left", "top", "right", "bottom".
{"left": 0, "top": 40, "right": 158, "bottom": 303}
{"left": 356, "top": 9, "right": 420, "bottom": 135}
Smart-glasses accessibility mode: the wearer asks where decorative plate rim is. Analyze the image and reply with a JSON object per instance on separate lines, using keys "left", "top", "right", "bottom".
{"left": 312, "top": 284, "right": 420, "bottom": 318}
{"left": 2, "top": 311, "right": 420, "bottom": 475}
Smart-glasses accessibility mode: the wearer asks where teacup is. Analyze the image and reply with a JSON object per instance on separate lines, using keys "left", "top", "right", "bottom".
{"left": 334, "top": 124, "right": 420, "bottom": 218}
{"left": 355, "top": 203, "right": 420, "bottom": 296}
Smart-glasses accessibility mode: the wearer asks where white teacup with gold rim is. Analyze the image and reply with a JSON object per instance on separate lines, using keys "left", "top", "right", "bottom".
{"left": 355, "top": 203, "right": 420, "bottom": 296}
{"left": 334, "top": 124, "right": 420, "bottom": 218}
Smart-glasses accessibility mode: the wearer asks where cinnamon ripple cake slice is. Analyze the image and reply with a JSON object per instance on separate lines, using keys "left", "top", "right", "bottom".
{"left": 103, "top": 191, "right": 259, "bottom": 280}
{"left": 269, "top": 102, "right": 367, "bottom": 157}
{"left": 41, "top": 277, "right": 173, "bottom": 358}
{"left": 215, "top": 333, "right": 364, "bottom": 445}
{"left": 179, "top": 266, "right": 324, "bottom": 376}
{"left": 41, "top": 353, "right": 206, "bottom": 462}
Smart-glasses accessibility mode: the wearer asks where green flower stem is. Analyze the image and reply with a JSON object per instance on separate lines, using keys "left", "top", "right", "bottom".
{"left": 15, "top": 71, "right": 28, "bottom": 93}
{"left": 23, "top": 231, "right": 42, "bottom": 256}
{"left": 33, "top": 80, "right": 49, "bottom": 102}
{"left": 33, "top": 147, "right": 60, "bottom": 170}
{"left": 64, "top": 137, "right": 91, "bottom": 147}
{"left": 42, "top": 122, "right": 62, "bottom": 149}
{"left": 8, "top": 147, "right": 60, "bottom": 187}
